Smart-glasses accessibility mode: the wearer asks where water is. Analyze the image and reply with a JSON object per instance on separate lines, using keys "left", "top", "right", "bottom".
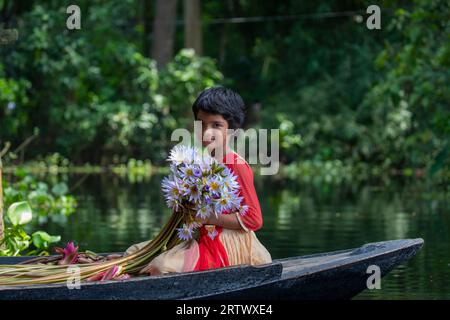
{"left": 33, "top": 173, "right": 450, "bottom": 299}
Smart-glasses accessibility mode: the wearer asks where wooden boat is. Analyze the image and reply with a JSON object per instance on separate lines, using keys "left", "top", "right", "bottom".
{"left": 0, "top": 238, "right": 423, "bottom": 300}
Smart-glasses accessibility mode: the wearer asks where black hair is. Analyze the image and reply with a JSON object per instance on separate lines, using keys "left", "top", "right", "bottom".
{"left": 192, "top": 87, "right": 245, "bottom": 129}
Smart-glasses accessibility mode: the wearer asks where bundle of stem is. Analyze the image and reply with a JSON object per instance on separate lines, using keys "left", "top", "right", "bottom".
{"left": 0, "top": 211, "right": 184, "bottom": 286}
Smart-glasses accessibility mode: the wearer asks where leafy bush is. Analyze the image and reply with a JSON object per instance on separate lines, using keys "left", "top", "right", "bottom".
{"left": 0, "top": 201, "right": 60, "bottom": 256}
{"left": 0, "top": 1, "right": 224, "bottom": 165}
{"left": 3, "top": 169, "right": 77, "bottom": 221}
{"left": 360, "top": 0, "right": 449, "bottom": 173}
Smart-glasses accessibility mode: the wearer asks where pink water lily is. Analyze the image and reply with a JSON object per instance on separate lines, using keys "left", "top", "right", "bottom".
{"left": 101, "top": 265, "right": 121, "bottom": 281}
{"left": 86, "top": 271, "right": 105, "bottom": 282}
{"left": 55, "top": 241, "right": 79, "bottom": 265}
{"left": 87, "top": 265, "right": 130, "bottom": 282}
{"left": 114, "top": 273, "right": 131, "bottom": 280}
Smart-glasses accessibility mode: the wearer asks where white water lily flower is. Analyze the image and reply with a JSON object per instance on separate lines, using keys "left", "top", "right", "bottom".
{"left": 168, "top": 145, "right": 200, "bottom": 165}
{"left": 163, "top": 145, "right": 244, "bottom": 241}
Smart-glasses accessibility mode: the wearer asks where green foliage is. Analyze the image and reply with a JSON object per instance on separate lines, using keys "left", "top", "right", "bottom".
{"left": 0, "top": 63, "right": 31, "bottom": 137}
{"left": 254, "top": 0, "right": 449, "bottom": 179}
{"left": 0, "top": 0, "right": 448, "bottom": 181}
{"left": 161, "top": 49, "right": 224, "bottom": 128}
{"left": 7, "top": 201, "right": 32, "bottom": 226}
{"left": 0, "top": 201, "right": 61, "bottom": 256}
{"left": 0, "top": 166, "right": 76, "bottom": 256}
{"left": 3, "top": 169, "right": 77, "bottom": 220}
{"left": 31, "top": 231, "right": 61, "bottom": 251}
{"left": 0, "top": 1, "right": 224, "bottom": 164}
{"left": 229, "top": 1, "right": 388, "bottom": 167}
{"left": 360, "top": 0, "right": 450, "bottom": 174}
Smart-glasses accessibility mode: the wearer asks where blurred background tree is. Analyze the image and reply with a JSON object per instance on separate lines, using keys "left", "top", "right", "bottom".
{"left": 0, "top": 0, "right": 448, "bottom": 178}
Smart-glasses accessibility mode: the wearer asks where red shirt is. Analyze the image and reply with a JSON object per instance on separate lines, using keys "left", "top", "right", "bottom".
{"left": 222, "top": 151, "right": 263, "bottom": 231}
{"left": 194, "top": 151, "right": 263, "bottom": 271}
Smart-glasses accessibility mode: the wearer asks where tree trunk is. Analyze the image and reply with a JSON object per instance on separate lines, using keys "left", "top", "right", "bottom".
{"left": 184, "top": 0, "right": 202, "bottom": 55}
{"left": 141, "top": 0, "right": 152, "bottom": 57}
{"left": 152, "top": 0, "right": 178, "bottom": 68}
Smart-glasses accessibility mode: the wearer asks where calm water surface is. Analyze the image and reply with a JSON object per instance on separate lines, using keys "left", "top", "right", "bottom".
{"left": 33, "top": 174, "right": 449, "bottom": 299}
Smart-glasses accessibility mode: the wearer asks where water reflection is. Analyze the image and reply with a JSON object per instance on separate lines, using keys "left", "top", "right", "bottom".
{"left": 32, "top": 173, "right": 450, "bottom": 299}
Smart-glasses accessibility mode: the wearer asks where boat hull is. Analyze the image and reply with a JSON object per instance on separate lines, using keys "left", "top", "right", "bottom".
{"left": 0, "top": 238, "right": 424, "bottom": 300}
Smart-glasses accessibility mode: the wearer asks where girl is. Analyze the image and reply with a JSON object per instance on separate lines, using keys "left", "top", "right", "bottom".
{"left": 125, "top": 87, "right": 272, "bottom": 274}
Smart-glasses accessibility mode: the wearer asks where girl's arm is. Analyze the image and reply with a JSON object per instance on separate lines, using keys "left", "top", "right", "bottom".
{"left": 203, "top": 213, "right": 243, "bottom": 230}
{"left": 198, "top": 159, "right": 262, "bottom": 231}
{"left": 195, "top": 154, "right": 262, "bottom": 231}
{"left": 227, "top": 159, "right": 263, "bottom": 231}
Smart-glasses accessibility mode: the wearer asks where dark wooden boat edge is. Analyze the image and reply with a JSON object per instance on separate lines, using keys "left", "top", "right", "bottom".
{"left": 191, "top": 238, "right": 424, "bottom": 300}
{"left": 0, "top": 238, "right": 424, "bottom": 300}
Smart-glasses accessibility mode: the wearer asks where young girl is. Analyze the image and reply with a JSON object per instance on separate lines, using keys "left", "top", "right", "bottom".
{"left": 124, "top": 87, "right": 272, "bottom": 274}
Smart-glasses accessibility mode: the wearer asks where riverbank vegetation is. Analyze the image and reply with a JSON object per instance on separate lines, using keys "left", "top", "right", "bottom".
{"left": 1, "top": 0, "right": 448, "bottom": 180}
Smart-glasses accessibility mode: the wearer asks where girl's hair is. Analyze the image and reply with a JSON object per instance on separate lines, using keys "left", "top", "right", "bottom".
{"left": 192, "top": 86, "right": 245, "bottom": 129}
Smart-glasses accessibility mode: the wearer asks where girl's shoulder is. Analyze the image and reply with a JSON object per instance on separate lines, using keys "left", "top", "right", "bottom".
{"left": 223, "top": 151, "right": 247, "bottom": 165}
{"left": 223, "top": 152, "right": 253, "bottom": 176}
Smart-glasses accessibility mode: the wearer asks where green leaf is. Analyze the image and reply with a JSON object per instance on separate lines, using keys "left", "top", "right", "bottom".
{"left": 31, "top": 231, "right": 61, "bottom": 249}
{"left": 7, "top": 201, "right": 33, "bottom": 226}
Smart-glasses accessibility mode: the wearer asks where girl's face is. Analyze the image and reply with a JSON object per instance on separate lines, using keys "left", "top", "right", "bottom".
{"left": 196, "top": 109, "right": 230, "bottom": 157}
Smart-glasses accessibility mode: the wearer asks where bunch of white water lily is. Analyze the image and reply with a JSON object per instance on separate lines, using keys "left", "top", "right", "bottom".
{"left": 0, "top": 145, "right": 247, "bottom": 286}
{"left": 162, "top": 145, "right": 248, "bottom": 240}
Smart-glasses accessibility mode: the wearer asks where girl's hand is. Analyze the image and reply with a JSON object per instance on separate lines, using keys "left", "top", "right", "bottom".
{"left": 189, "top": 209, "right": 217, "bottom": 225}
{"left": 193, "top": 212, "right": 219, "bottom": 226}
{"left": 205, "top": 214, "right": 219, "bottom": 225}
